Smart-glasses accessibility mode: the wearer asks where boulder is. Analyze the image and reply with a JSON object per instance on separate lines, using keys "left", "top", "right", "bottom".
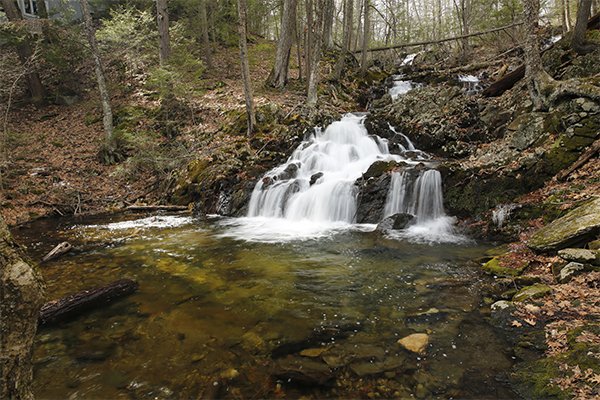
{"left": 375, "top": 213, "right": 416, "bottom": 231}
{"left": 559, "top": 262, "right": 586, "bottom": 283}
{"left": 557, "top": 248, "right": 600, "bottom": 265}
{"left": 528, "top": 197, "right": 600, "bottom": 252}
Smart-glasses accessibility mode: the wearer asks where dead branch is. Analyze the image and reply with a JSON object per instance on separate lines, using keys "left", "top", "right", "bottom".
{"left": 354, "top": 22, "right": 524, "bottom": 54}
{"left": 42, "top": 241, "right": 72, "bottom": 262}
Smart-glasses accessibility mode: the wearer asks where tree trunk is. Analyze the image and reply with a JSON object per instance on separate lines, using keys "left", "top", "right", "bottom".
{"left": 361, "top": 0, "right": 370, "bottom": 77}
{"left": 80, "top": 0, "right": 118, "bottom": 164}
{"left": 200, "top": 0, "right": 213, "bottom": 69}
{"left": 0, "top": 212, "right": 46, "bottom": 400}
{"left": 266, "top": 0, "right": 299, "bottom": 89}
{"left": 332, "top": 0, "right": 354, "bottom": 82}
{"left": 523, "top": 0, "right": 554, "bottom": 109}
{"left": 306, "top": 0, "right": 325, "bottom": 106}
{"left": 322, "top": 0, "right": 335, "bottom": 50}
{"left": 572, "top": 0, "right": 596, "bottom": 54}
{"left": 156, "top": 0, "right": 171, "bottom": 66}
{"left": 1, "top": 0, "right": 48, "bottom": 104}
{"left": 295, "top": 15, "right": 303, "bottom": 81}
{"left": 237, "top": 0, "right": 255, "bottom": 136}
{"left": 306, "top": 0, "right": 313, "bottom": 86}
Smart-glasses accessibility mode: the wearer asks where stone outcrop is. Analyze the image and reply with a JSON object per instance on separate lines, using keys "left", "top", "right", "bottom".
{"left": 528, "top": 197, "right": 600, "bottom": 252}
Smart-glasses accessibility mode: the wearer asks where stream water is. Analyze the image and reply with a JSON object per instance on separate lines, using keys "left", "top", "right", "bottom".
{"left": 16, "top": 115, "right": 520, "bottom": 399}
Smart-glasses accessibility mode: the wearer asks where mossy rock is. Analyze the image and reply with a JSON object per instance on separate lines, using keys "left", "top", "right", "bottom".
{"left": 486, "top": 243, "right": 512, "bottom": 257}
{"left": 512, "top": 285, "right": 552, "bottom": 302}
{"left": 528, "top": 197, "right": 600, "bottom": 252}
{"left": 188, "top": 159, "right": 211, "bottom": 183}
{"left": 362, "top": 161, "right": 396, "bottom": 180}
{"left": 510, "top": 340, "right": 600, "bottom": 399}
{"left": 482, "top": 257, "right": 527, "bottom": 277}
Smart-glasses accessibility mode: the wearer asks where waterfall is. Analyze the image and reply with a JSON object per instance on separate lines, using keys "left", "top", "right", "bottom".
{"left": 241, "top": 114, "right": 460, "bottom": 243}
{"left": 248, "top": 114, "right": 402, "bottom": 223}
{"left": 384, "top": 169, "right": 445, "bottom": 222}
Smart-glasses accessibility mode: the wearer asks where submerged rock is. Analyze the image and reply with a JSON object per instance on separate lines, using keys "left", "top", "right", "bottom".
{"left": 528, "top": 197, "right": 600, "bottom": 252}
{"left": 397, "top": 333, "right": 429, "bottom": 355}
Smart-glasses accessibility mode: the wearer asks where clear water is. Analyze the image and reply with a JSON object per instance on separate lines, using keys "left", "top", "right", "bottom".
{"left": 13, "top": 213, "right": 519, "bottom": 399}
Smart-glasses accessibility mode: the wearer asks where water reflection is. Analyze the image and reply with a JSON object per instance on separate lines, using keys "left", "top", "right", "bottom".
{"left": 11, "top": 213, "right": 519, "bottom": 399}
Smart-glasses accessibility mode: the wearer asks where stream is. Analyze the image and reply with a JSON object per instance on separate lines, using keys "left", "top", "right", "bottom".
{"left": 16, "top": 113, "right": 520, "bottom": 399}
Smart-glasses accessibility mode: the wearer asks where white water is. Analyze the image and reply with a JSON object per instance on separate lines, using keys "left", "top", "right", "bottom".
{"left": 227, "top": 114, "right": 462, "bottom": 243}
{"left": 458, "top": 75, "right": 482, "bottom": 95}
{"left": 247, "top": 114, "right": 409, "bottom": 222}
{"left": 389, "top": 75, "right": 422, "bottom": 100}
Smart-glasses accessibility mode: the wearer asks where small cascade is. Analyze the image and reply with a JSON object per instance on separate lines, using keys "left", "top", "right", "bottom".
{"left": 247, "top": 114, "right": 406, "bottom": 223}
{"left": 458, "top": 75, "right": 482, "bottom": 96}
{"left": 388, "top": 75, "right": 422, "bottom": 100}
{"left": 384, "top": 169, "right": 445, "bottom": 222}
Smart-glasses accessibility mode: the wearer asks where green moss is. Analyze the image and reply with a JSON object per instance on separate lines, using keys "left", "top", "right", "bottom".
{"left": 512, "top": 285, "right": 552, "bottom": 302}
{"left": 482, "top": 257, "right": 527, "bottom": 277}
{"left": 188, "top": 159, "right": 211, "bottom": 183}
{"left": 363, "top": 161, "right": 396, "bottom": 179}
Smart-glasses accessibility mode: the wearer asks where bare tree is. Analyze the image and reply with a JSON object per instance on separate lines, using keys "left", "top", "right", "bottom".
{"left": 361, "top": 0, "right": 370, "bottom": 77}
{"left": 0, "top": 0, "right": 48, "bottom": 103}
{"left": 157, "top": 0, "right": 171, "bottom": 65}
{"left": 332, "top": 0, "right": 354, "bottom": 82}
{"left": 0, "top": 212, "right": 46, "bottom": 400}
{"left": 200, "top": 0, "right": 214, "bottom": 69}
{"left": 80, "top": 0, "right": 119, "bottom": 164}
{"left": 237, "top": 0, "right": 256, "bottom": 135}
{"left": 266, "top": 0, "right": 299, "bottom": 88}
{"left": 306, "top": 0, "right": 325, "bottom": 106}
{"left": 322, "top": 0, "right": 335, "bottom": 50}
{"left": 572, "top": 0, "right": 596, "bottom": 54}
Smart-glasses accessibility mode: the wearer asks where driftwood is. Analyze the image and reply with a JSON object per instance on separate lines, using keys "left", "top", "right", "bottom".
{"left": 39, "top": 278, "right": 139, "bottom": 325}
{"left": 556, "top": 139, "right": 600, "bottom": 181}
{"left": 354, "top": 22, "right": 524, "bottom": 53}
{"left": 42, "top": 241, "right": 72, "bottom": 262}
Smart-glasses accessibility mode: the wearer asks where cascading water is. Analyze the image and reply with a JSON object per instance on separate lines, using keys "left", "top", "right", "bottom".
{"left": 240, "top": 113, "right": 461, "bottom": 243}
{"left": 247, "top": 113, "right": 404, "bottom": 223}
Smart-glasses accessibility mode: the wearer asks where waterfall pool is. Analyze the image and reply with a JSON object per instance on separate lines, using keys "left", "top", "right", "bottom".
{"left": 15, "top": 213, "right": 519, "bottom": 399}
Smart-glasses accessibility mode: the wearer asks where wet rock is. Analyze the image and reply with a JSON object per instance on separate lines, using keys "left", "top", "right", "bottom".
{"left": 557, "top": 248, "right": 600, "bottom": 265}
{"left": 397, "top": 333, "right": 429, "bottom": 355}
{"left": 375, "top": 213, "right": 415, "bottom": 232}
{"left": 512, "top": 285, "right": 552, "bottom": 302}
{"left": 274, "top": 357, "right": 336, "bottom": 385}
{"left": 309, "top": 172, "right": 323, "bottom": 185}
{"left": 528, "top": 197, "right": 600, "bottom": 252}
{"left": 559, "top": 262, "right": 586, "bottom": 283}
{"left": 355, "top": 173, "right": 392, "bottom": 224}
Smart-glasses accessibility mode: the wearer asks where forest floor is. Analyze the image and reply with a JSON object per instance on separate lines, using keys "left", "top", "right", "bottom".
{"left": 4, "top": 32, "right": 600, "bottom": 399}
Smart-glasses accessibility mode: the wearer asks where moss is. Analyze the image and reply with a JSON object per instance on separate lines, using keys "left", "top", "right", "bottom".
{"left": 188, "top": 159, "right": 211, "bottom": 183}
{"left": 512, "top": 285, "right": 552, "bottom": 302}
{"left": 363, "top": 161, "right": 396, "bottom": 179}
{"left": 482, "top": 257, "right": 527, "bottom": 277}
{"left": 486, "top": 244, "right": 512, "bottom": 256}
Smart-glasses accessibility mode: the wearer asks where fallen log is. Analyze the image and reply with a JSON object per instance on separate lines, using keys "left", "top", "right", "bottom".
{"left": 42, "top": 241, "right": 72, "bottom": 262}
{"left": 482, "top": 64, "right": 525, "bottom": 97}
{"left": 125, "top": 205, "right": 189, "bottom": 212}
{"left": 39, "top": 278, "right": 139, "bottom": 325}
{"left": 556, "top": 139, "right": 600, "bottom": 181}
